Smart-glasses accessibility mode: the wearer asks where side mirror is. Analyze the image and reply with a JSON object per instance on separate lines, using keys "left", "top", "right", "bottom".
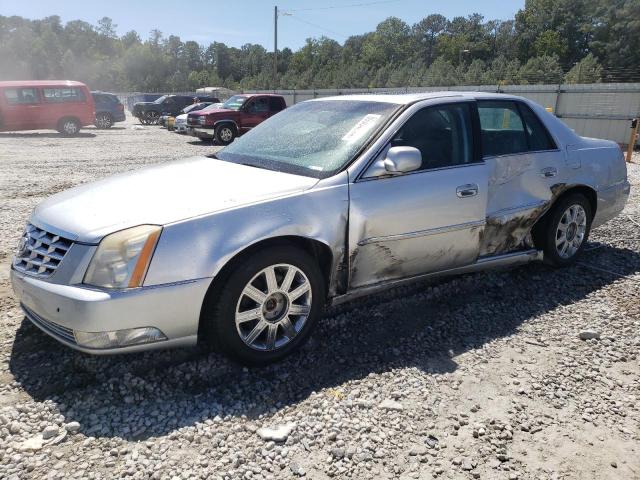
{"left": 383, "top": 146, "right": 422, "bottom": 174}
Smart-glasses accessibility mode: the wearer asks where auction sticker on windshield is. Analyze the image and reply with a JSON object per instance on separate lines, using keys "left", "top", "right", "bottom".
{"left": 341, "top": 114, "right": 381, "bottom": 143}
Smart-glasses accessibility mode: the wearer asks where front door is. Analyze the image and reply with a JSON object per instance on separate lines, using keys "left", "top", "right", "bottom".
{"left": 0, "top": 87, "right": 42, "bottom": 130}
{"left": 241, "top": 97, "right": 271, "bottom": 132}
{"left": 348, "top": 101, "right": 489, "bottom": 289}
{"left": 476, "top": 100, "right": 565, "bottom": 256}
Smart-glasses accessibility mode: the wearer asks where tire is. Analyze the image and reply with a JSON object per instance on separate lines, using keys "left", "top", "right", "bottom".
{"left": 95, "top": 112, "right": 113, "bottom": 129}
{"left": 538, "top": 193, "right": 592, "bottom": 267}
{"left": 145, "top": 111, "right": 160, "bottom": 125}
{"left": 215, "top": 123, "right": 236, "bottom": 145}
{"left": 57, "top": 118, "right": 80, "bottom": 136}
{"left": 201, "top": 245, "right": 325, "bottom": 365}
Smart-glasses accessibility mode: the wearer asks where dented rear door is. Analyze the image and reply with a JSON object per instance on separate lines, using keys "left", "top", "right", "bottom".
{"left": 477, "top": 100, "right": 564, "bottom": 256}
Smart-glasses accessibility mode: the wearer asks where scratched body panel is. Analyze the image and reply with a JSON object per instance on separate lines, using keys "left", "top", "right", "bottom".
{"left": 348, "top": 164, "right": 488, "bottom": 288}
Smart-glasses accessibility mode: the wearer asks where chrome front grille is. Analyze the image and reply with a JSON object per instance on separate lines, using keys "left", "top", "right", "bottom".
{"left": 13, "top": 224, "right": 73, "bottom": 277}
{"left": 22, "top": 304, "right": 77, "bottom": 344}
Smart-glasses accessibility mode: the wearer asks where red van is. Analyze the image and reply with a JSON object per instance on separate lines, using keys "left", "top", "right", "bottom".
{"left": 0, "top": 80, "right": 95, "bottom": 135}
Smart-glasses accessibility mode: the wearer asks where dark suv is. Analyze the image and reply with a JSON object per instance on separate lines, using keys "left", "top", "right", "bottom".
{"left": 91, "top": 91, "right": 126, "bottom": 129}
{"left": 133, "top": 95, "right": 220, "bottom": 125}
{"left": 188, "top": 94, "right": 286, "bottom": 144}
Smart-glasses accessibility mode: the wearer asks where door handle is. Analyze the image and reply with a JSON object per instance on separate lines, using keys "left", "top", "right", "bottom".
{"left": 540, "top": 167, "right": 558, "bottom": 178}
{"left": 456, "top": 184, "right": 479, "bottom": 198}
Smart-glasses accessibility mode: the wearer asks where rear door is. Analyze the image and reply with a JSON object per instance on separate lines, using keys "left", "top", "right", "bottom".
{"left": 0, "top": 87, "right": 43, "bottom": 130}
{"left": 477, "top": 100, "right": 563, "bottom": 255}
{"left": 348, "top": 100, "right": 489, "bottom": 289}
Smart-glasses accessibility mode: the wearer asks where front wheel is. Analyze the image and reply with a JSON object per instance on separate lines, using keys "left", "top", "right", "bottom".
{"left": 145, "top": 111, "right": 160, "bottom": 125}
{"left": 202, "top": 246, "right": 325, "bottom": 365}
{"left": 539, "top": 193, "right": 592, "bottom": 267}
{"left": 215, "top": 124, "right": 236, "bottom": 145}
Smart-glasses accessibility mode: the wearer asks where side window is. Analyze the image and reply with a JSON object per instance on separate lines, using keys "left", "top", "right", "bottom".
{"left": 390, "top": 103, "right": 474, "bottom": 170}
{"left": 518, "top": 104, "right": 557, "bottom": 151}
{"left": 270, "top": 97, "right": 285, "bottom": 112}
{"left": 477, "top": 101, "right": 527, "bottom": 157}
{"left": 248, "top": 98, "right": 269, "bottom": 113}
{"left": 4, "top": 88, "right": 39, "bottom": 105}
{"left": 43, "top": 87, "right": 86, "bottom": 103}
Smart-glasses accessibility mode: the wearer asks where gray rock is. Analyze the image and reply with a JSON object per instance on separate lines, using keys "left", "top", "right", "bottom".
{"left": 461, "top": 457, "right": 475, "bottom": 471}
{"left": 579, "top": 330, "right": 601, "bottom": 340}
{"left": 42, "top": 426, "right": 59, "bottom": 440}
{"left": 64, "top": 421, "right": 81, "bottom": 433}
{"left": 290, "top": 462, "right": 306, "bottom": 476}
{"left": 256, "top": 423, "right": 296, "bottom": 442}
{"left": 9, "top": 422, "right": 21, "bottom": 434}
{"left": 409, "top": 445, "right": 428, "bottom": 456}
{"left": 379, "top": 399, "right": 404, "bottom": 411}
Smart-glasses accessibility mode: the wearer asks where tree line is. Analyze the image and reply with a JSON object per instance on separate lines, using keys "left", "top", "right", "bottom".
{"left": 0, "top": 0, "right": 638, "bottom": 92}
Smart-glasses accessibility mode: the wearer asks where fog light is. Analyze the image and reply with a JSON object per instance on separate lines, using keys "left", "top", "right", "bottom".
{"left": 74, "top": 327, "right": 167, "bottom": 349}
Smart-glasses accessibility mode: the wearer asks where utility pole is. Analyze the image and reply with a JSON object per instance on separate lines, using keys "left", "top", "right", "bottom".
{"left": 274, "top": 6, "right": 278, "bottom": 87}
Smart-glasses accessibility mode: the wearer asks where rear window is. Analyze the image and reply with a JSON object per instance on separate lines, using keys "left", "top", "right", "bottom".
{"left": 93, "top": 93, "right": 118, "bottom": 104}
{"left": 270, "top": 97, "right": 286, "bottom": 112}
{"left": 3, "top": 88, "right": 39, "bottom": 105}
{"left": 43, "top": 87, "right": 86, "bottom": 103}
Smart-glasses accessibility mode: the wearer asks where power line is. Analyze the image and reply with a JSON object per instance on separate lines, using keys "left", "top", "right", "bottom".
{"left": 284, "top": 14, "right": 348, "bottom": 39}
{"left": 290, "top": 0, "right": 403, "bottom": 12}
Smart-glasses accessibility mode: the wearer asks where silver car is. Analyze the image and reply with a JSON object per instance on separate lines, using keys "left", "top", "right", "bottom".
{"left": 10, "top": 92, "right": 630, "bottom": 364}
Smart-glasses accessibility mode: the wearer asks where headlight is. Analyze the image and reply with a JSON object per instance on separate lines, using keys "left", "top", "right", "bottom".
{"left": 84, "top": 225, "right": 161, "bottom": 289}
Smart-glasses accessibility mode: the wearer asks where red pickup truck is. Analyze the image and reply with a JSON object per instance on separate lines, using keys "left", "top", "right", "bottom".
{"left": 188, "top": 94, "right": 287, "bottom": 145}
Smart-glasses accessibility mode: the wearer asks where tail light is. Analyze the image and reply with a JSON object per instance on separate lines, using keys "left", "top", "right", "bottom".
{"left": 117, "top": 104, "right": 124, "bottom": 112}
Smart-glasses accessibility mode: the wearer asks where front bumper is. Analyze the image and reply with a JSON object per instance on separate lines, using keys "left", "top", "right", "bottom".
{"left": 10, "top": 268, "right": 210, "bottom": 354}
{"left": 192, "top": 127, "right": 214, "bottom": 139}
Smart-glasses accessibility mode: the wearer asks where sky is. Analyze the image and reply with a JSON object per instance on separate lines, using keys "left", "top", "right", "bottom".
{"left": 0, "top": 0, "right": 525, "bottom": 50}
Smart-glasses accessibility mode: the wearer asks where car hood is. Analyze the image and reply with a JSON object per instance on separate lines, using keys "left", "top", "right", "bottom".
{"left": 190, "top": 108, "right": 234, "bottom": 117}
{"left": 32, "top": 157, "right": 319, "bottom": 243}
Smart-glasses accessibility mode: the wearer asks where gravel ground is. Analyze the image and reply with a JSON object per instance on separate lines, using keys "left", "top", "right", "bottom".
{"left": 0, "top": 117, "right": 638, "bottom": 480}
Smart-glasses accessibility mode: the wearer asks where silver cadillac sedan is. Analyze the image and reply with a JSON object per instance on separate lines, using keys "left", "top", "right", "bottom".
{"left": 11, "top": 92, "right": 630, "bottom": 364}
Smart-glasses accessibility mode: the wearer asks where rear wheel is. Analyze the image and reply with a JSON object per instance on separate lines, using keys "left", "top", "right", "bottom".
{"left": 95, "top": 112, "right": 113, "bottom": 129}
{"left": 539, "top": 193, "right": 592, "bottom": 267}
{"left": 201, "top": 246, "right": 325, "bottom": 365}
{"left": 57, "top": 118, "right": 80, "bottom": 136}
{"left": 215, "top": 123, "right": 236, "bottom": 145}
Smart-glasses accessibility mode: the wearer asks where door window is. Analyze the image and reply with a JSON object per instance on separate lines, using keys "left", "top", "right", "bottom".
{"left": 478, "top": 100, "right": 555, "bottom": 156}
{"left": 390, "top": 103, "right": 474, "bottom": 170}
{"left": 4, "top": 88, "right": 39, "bottom": 105}
{"left": 43, "top": 87, "right": 86, "bottom": 103}
{"left": 247, "top": 98, "right": 269, "bottom": 114}
{"left": 518, "top": 104, "right": 556, "bottom": 151}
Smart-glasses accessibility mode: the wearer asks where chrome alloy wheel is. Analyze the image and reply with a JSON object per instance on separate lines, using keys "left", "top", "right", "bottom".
{"left": 235, "top": 264, "right": 312, "bottom": 351}
{"left": 555, "top": 204, "right": 587, "bottom": 259}
{"left": 219, "top": 126, "right": 234, "bottom": 142}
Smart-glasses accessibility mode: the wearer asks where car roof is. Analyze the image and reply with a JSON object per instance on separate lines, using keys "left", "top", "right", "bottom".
{"left": 0, "top": 80, "right": 87, "bottom": 88}
{"left": 238, "top": 94, "right": 284, "bottom": 98}
{"left": 312, "top": 91, "right": 524, "bottom": 105}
